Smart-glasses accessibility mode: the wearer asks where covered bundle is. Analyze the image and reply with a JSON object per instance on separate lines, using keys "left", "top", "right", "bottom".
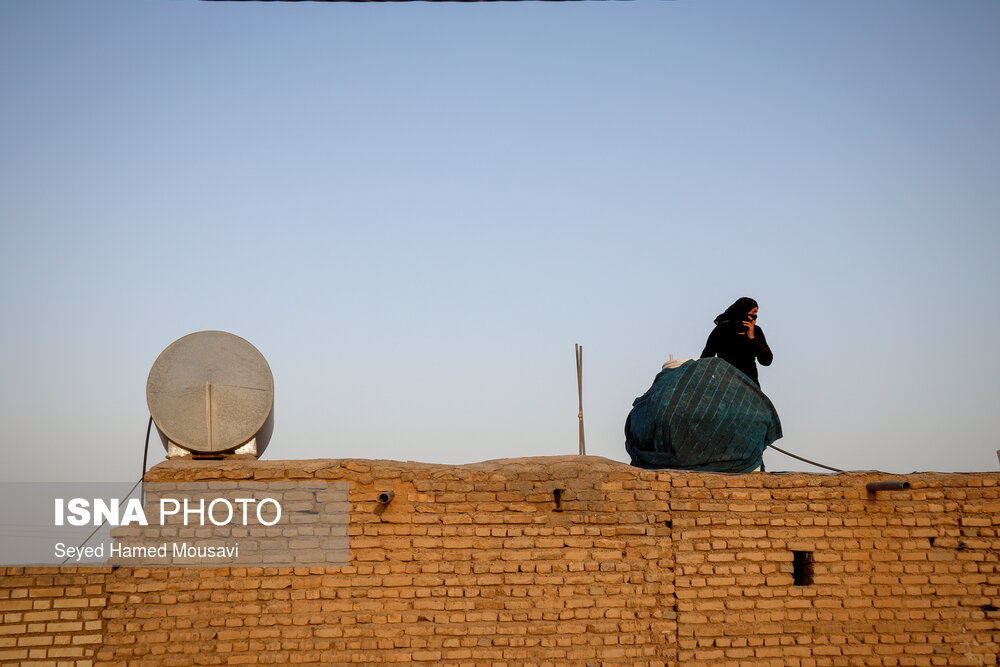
{"left": 625, "top": 357, "right": 782, "bottom": 473}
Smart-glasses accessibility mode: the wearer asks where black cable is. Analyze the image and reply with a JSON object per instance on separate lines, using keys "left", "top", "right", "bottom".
{"left": 767, "top": 444, "right": 844, "bottom": 473}
{"left": 141, "top": 415, "right": 152, "bottom": 506}
{"left": 59, "top": 416, "right": 154, "bottom": 565}
{"left": 59, "top": 476, "right": 142, "bottom": 565}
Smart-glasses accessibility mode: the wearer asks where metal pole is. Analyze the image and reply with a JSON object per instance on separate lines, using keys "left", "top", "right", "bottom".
{"left": 576, "top": 344, "right": 585, "bottom": 455}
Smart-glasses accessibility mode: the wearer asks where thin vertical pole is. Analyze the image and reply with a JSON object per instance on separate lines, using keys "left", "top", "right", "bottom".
{"left": 576, "top": 344, "right": 585, "bottom": 455}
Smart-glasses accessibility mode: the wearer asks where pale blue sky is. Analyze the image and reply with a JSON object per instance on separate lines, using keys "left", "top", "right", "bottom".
{"left": 2, "top": 0, "right": 998, "bottom": 482}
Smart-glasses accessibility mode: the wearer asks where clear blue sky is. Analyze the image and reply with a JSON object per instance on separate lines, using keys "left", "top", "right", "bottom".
{"left": 2, "top": 0, "right": 998, "bottom": 482}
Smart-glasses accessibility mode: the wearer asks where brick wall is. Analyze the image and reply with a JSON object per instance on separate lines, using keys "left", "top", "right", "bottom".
{"left": 0, "top": 567, "right": 108, "bottom": 665}
{"left": 1, "top": 457, "right": 998, "bottom": 665}
{"left": 668, "top": 473, "right": 1000, "bottom": 665}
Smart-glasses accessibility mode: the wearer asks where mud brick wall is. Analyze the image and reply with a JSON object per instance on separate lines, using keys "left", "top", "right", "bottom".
{"left": 98, "top": 457, "right": 674, "bottom": 665}
{"left": 0, "top": 567, "right": 108, "bottom": 664}
{"left": 1, "top": 456, "right": 999, "bottom": 666}
{"left": 668, "top": 473, "right": 1000, "bottom": 665}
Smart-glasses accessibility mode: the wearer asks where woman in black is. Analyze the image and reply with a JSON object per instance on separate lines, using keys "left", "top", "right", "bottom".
{"left": 700, "top": 297, "right": 773, "bottom": 387}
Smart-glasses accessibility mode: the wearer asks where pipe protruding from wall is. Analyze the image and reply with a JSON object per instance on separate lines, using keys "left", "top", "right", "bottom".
{"left": 553, "top": 488, "right": 564, "bottom": 511}
{"left": 377, "top": 490, "right": 395, "bottom": 505}
{"left": 866, "top": 481, "right": 911, "bottom": 493}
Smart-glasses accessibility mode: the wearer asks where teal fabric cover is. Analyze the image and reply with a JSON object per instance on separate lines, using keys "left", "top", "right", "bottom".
{"left": 625, "top": 358, "right": 782, "bottom": 473}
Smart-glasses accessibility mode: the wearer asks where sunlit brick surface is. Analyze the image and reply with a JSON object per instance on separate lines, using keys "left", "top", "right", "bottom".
{"left": 2, "top": 457, "right": 998, "bottom": 665}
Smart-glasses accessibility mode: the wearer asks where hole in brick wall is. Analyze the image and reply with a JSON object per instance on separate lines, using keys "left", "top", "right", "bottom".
{"left": 664, "top": 519, "right": 672, "bottom": 528}
{"left": 552, "top": 488, "right": 564, "bottom": 511}
{"left": 983, "top": 604, "right": 998, "bottom": 613}
{"left": 957, "top": 541, "right": 968, "bottom": 552}
{"left": 792, "top": 551, "right": 814, "bottom": 586}
{"left": 928, "top": 537, "right": 935, "bottom": 546}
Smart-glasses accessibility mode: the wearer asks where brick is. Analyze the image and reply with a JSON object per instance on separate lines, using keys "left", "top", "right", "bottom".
{"left": 0, "top": 649, "right": 29, "bottom": 660}
{"left": 17, "top": 635, "right": 54, "bottom": 647}
{"left": 5, "top": 464, "right": 1000, "bottom": 664}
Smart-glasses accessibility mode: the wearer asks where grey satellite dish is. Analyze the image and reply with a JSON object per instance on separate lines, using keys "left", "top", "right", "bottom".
{"left": 146, "top": 331, "right": 274, "bottom": 459}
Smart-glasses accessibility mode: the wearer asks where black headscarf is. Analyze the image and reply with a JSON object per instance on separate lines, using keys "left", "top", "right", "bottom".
{"left": 714, "top": 297, "right": 758, "bottom": 326}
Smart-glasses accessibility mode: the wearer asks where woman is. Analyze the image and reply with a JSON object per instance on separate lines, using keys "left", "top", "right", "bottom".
{"left": 700, "top": 297, "right": 773, "bottom": 387}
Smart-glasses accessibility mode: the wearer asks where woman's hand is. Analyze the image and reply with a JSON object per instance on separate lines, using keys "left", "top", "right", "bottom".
{"left": 742, "top": 307, "right": 759, "bottom": 339}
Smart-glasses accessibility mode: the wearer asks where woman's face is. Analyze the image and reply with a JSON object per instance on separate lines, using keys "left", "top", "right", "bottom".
{"left": 748, "top": 307, "right": 758, "bottom": 321}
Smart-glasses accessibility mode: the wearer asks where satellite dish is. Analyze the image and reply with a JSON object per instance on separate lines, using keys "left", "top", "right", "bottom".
{"left": 146, "top": 331, "right": 274, "bottom": 458}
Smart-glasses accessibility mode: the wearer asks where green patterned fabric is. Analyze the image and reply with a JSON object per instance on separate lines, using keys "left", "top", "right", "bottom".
{"left": 625, "top": 358, "right": 782, "bottom": 473}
